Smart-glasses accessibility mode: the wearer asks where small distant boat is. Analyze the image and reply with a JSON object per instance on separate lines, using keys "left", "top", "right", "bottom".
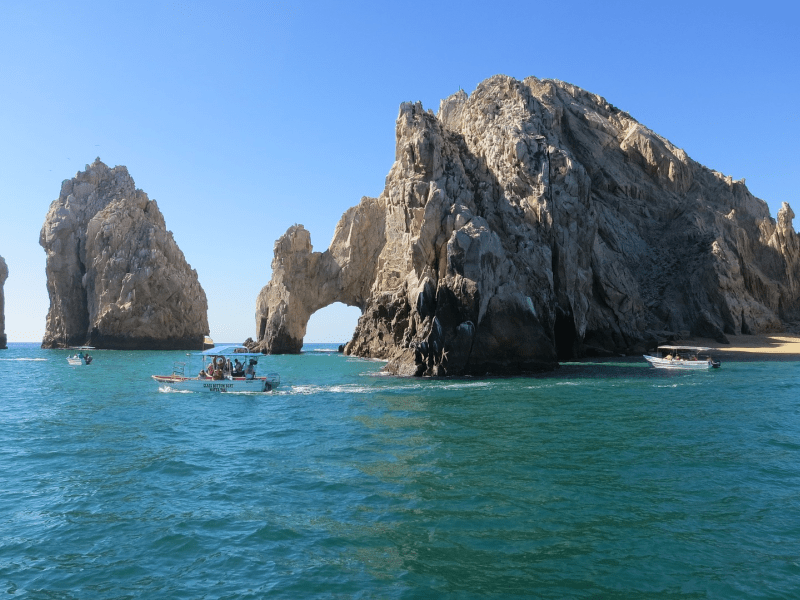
{"left": 151, "top": 345, "right": 280, "bottom": 392}
{"left": 67, "top": 351, "right": 93, "bottom": 366}
{"left": 643, "top": 345, "right": 721, "bottom": 370}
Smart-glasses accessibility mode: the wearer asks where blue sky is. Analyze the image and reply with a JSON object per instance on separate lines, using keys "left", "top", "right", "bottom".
{"left": 1, "top": 0, "right": 797, "bottom": 344}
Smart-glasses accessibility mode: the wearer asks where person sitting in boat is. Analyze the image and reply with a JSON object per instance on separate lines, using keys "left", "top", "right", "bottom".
{"left": 206, "top": 363, "right": 215, "bottom": 378}
{"left": 212, "top": 357, "right": 225, "bottom": 380}
{"left": 665, "top": 353, "right": 673, "bottom": 360}
{"left": 245, "top": 359, "right": 256, "bottom": 380}
{"left": 232, "top": 358, "right": 244, "bottom": 377}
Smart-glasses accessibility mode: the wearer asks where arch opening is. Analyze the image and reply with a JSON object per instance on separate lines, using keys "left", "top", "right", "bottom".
{"left": 305, "top": 302, "right": 362, "bottom": 345}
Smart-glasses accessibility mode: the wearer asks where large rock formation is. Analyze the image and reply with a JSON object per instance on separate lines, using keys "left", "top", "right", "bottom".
{"left": 40, "top": 159, "right": 209, "bottom": 349}
{"left": 255, "top": 75, "right": 800, "bottom": 375}
{"left": 0, "top": 256, "right": 7, "bottom": 349}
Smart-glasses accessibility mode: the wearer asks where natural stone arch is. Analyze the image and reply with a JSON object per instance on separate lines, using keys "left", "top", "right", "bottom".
{"left": 254, "top": 197, "right": 386, "bottom": 353}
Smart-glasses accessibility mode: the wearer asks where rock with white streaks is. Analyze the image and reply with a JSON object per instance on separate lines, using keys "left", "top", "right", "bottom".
{"left": 255, "top": 75, "right": 800, "bottom": 375}
{"left": 40, "top": 159, "right": 208, "bottom": 349}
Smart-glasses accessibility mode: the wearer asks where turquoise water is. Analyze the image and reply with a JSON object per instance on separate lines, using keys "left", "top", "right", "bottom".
{"left": 2, "top": 342, "right": 800, "bottom": 599}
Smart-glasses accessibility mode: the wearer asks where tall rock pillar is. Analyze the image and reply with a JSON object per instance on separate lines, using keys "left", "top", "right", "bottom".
{"left": 0, "top": 256, "right": 7, "bottom": 349}
{"left": 40, "top": 159, "right": 209, "bottom": 350}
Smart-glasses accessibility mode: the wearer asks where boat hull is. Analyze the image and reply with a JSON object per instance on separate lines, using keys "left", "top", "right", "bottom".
{"left": 643, "top": 355, "right": 716, "bottom": 370}
{"left": 152, "top": 375, "right": 279, "bottom": 392}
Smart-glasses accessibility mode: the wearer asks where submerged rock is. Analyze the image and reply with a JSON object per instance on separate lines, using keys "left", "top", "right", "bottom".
{"left": 255, "top": 75, "right": 800, "bottom": 375}
{"left": 0, "top": 256, "right": 7, "bottom": 349}
{"left": 40, "top": 159, "right": 209, "bottom": 349}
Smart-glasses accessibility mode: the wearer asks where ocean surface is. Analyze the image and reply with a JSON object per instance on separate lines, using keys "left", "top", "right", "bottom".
{"left": 1, "top": 342, "right": 799, "bottom": 599}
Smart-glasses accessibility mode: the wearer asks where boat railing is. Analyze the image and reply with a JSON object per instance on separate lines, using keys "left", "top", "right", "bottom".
{"left": 172, "top": 362, "right": 186, "bottom": 377}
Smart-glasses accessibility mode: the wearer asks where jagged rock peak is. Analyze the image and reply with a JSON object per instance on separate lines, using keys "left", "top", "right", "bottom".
{"left": 0, "top": 256, "right": 7, "bottom": 349}
{"left": 40, "top": 158, "right": 209, "bottom": 349}
{"left": 255, "top": 75, "right": 800, "bottom": 375}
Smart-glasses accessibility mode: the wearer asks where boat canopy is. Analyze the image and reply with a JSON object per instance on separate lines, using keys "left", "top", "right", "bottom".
{"left": 656, "top": 345, "right": 714, "bottom": 352}
{"left": 195, "top": 345, "right": 263, "bottom": 357}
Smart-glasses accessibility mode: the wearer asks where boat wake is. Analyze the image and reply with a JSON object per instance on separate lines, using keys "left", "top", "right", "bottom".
{"left": 158, "top": 386, "right": 193, "bottom": 394}
{"left": 287, "top": 379, "right": 494, "bottom": 395}
{"left": 158, "top": 385, "right": 275, "bottom": 395}
{"left": 0, "top": 358, "right": 48, "bottom": 361}
{"left": 290, "top": 384, "right": 377, "bottom": 395}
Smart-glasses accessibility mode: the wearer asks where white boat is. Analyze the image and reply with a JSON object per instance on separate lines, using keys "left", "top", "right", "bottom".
{"left": 643, "top": 345, "right": 721, "bottom": 370}
{"left": 152, "top": 345, "right": 280, "bottom": 392}
{"left": 67, "top": 349, "right": 94, "bottom": 366}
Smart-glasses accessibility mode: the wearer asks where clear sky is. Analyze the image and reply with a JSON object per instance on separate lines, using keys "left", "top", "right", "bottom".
{"left": 1, "top": 0, "right": 797, "bottom": 344}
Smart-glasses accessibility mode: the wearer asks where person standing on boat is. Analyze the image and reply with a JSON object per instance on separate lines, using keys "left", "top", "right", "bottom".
{"left": 245, "top": 360, "right": 255, "bottom": 379}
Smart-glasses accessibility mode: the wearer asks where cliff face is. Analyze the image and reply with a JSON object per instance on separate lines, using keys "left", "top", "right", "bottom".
{"left": 0, "top": 256, "right": 7, "bottom": 349}
{"left": 256, "top": 75, "right": 800, "bottom": 375}
{"left": 40, "top": 159, "right": 209, "bottom": 349}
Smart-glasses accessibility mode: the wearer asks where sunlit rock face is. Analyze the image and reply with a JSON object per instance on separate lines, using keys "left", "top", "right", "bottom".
{"left": 256, "top": 75, "right": 800, "bottom": 375}
{"left": 0, "top": 256, "right": 7, "bottom": 349}
{"left": 40, "top": 159, "right": 209, "bottom": 349}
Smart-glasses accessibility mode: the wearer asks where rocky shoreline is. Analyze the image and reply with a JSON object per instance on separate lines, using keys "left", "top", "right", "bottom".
{"left": 254, "top": 75, "right": 800, "bottom": 376}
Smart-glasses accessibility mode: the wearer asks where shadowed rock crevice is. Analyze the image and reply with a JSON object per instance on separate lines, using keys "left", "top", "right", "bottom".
{"left": 256, "top": 75, "right": 800, "bottom": 375}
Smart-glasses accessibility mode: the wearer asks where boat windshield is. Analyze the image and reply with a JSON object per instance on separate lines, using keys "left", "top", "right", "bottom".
{"left": 195, "top": 345, "right": 261, "bottom": 358}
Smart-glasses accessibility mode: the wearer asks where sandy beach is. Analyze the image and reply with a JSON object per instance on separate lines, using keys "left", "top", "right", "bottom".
{"left": 682, "top": 333, "right": 800, "bottom": 361}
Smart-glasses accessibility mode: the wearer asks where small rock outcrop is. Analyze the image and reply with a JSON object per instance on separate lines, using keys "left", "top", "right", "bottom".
{"left": 0, "top": 256, "right": 7, "bottom": 349}
{"left": 255, "top": 75, "right": 800, "bottom": 375}
{"left": 40, "top": 159, "right": 208, "bottom": 349}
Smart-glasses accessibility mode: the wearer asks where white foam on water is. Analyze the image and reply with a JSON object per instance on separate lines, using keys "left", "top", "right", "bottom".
{"left": 437, "top": 381, "right": 493, "bottom": 390}
{"left": 289, "top": 384, "right": 377, "bottom": 395}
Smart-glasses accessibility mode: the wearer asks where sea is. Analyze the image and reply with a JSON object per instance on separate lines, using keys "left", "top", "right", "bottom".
{"left": 1, "top": 342, "right": 799, "bottom": 599}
